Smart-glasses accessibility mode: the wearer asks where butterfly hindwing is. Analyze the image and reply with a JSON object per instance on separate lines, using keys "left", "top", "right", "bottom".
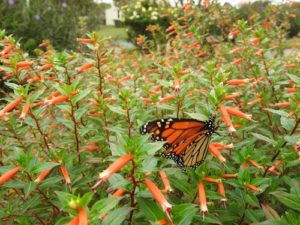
{"left": 140, "top": 117, "right": 215, "bottom": 168}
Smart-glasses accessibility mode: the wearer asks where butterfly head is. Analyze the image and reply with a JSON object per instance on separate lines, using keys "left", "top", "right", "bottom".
{"left": 205, "top": 116, "right": 216, "bottom": 136}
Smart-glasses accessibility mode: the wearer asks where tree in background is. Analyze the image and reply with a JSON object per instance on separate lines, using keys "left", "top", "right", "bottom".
{"left": 0, "top": 0, "right": 107, "bottom": 51}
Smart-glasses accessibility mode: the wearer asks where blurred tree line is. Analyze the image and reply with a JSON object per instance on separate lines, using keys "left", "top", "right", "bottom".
{"left": 119, "top": 0, "right": 300, "bottom": 46}
{"left": 238, "top": 0, "right": 300, "bottom": 37}
{"left": 0, "top": 0, "right": 109, "bottom": 51}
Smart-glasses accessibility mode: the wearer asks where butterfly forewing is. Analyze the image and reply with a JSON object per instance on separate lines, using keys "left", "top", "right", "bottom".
{"left": 140, "top": 117, "right": 215, "bottom": 168}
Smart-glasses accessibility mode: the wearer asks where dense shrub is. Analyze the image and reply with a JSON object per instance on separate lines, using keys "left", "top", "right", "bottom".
{"left": 0, "top": 0, "right": 107, "bottom": 52}
{"left": 123, "top": 0, "right": 300, "bottom": 47}
{"left": 0, "top": 1, "right": 300, "bottom": 225}
{"left": 122, "top": 0, "right": 171, "bottom": 45}
{"left": 237, "top": 0, "right": 300, "bottom": 37}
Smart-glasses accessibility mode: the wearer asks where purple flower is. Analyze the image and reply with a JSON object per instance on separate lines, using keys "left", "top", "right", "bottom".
{"left": 47, "top": 6, "right": 52, "bottom": 11}
{"left": 7, "top": 0, "right": 15, "bottom": 5}
{"left": 34, "top": 14, "right": 41, "bottom": 20}
{"left": 61, "top": 2, "right": 68, "bottom": 8}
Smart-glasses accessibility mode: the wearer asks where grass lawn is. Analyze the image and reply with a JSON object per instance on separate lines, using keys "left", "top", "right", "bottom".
{"left": 97, "top": 25, "right": 128, "bottom": 40}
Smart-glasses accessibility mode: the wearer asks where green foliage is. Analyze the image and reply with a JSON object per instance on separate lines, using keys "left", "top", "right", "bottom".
{"left": 0, "top": 0, "right": 107, "bottom": 52}
{"left": 0, "top": 1, "right": 300, "bottom": 225}
{"left": 122, "top": 0, "right": 171, "bottom": 44}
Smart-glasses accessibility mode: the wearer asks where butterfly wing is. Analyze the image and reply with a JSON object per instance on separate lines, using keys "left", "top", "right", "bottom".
{"left": 140, "top": 118, "right": 212, "bottom": 168}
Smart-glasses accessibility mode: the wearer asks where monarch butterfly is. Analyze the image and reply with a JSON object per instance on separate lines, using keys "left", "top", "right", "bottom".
{"left": 140, "top": 116, "right": 216, "bottom": 168}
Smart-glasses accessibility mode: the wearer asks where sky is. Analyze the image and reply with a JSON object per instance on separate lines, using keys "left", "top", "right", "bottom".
{"left": 96, "top": 0, "right": 299, "bottom": 6}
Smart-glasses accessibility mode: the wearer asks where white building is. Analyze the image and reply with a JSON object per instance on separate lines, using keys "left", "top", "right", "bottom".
{"left": 94, "top": 0, "right": 121, "bottom": 26}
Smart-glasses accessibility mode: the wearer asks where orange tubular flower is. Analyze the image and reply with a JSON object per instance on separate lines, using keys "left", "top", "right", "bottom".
{"left": 60, "top": 166, "right": 71, "bottom": 184}
{"left": 35, "top": 168, "right": 52, "bottom": 184}
{"left": 16, "top": 61, "right": 33, "bottom": 69}
{"left": 112, "top": 188, "right": 126, "bottom": 197}
{"left": 78, "top": 63, "right": 94, "bottom": 72}
{"left": 247, "top": 159, "right": 263, "bottom": 169}
{"left": 99, "top": 58, "right": 109, "bottom": 63}
{"left": 159, "top": 170, "right": 172, "bottom": 193}
{"left": 0, "top": 166, "right": 21, "bottom": 185}
{"left": 285, "top": 63, "right": 296, "bottom": 68}
{"left": 86, "top": 142, "right": 99, "bottom": 152}
{"left": 255, "top": 49, "right": 264, "bottom": 56}
{"left": 229, "top": 47, "right": 244, "bottom": 54}
{"left": 78, "top": 207, "right": 88, "bottom": 225}
{"left": 92, "top": 154, "right": 133, "bottom": 189}
{"left": 44, "top": 95, "right": 69, "bottom": 106}
{"left": 203, "top": 177, "right": 219, "bottom": 183}
{"left": 219, "top": 105, "right": 236, "bottom": 134}
{"left": 251, "top": 37, "right": 261, "bottom": 45}
{"left": 0, "top": 97, "right": 23, "bottom": 117}
{"left": 248, "top": 97, "right": 262, "bottom": 105}
{"left": 198, "top": 182, "right": 208, "bottom": 215}
{"left": 140, "top": 97, "right": 152, "bottom": 104}
{"left": 285, "top": 88, "right": 296, "bottom": 93}
{"left": 224, "top": 106, "right": 252, "bottom": 121}
{"left": 222, "top": 173, "right": 238, "bottom": 179}
{"left": 159, "top": 95, "right": 176, "bottom": 104}
{"left": 195, "top": 51, "right": 206, "bottom": 57}
{"left": 223, "top": 93, "right": 240, "bottom": 100}
{"left": 246, "top": 184, "right": 261, "bottom": 192}
{"left": 227, "top": 79, "right": 250, "bottom": 86}
{"left": 68, "top": 215, "right": 79, "bottom": 225}
{"left": 173, "top": 77, "right": 181, "bottom": 93}
{"left": 1, "top": 45, "right": 14, "bottom": 55}
{"left": 137, "top": 35, "right": 145, "bottom": 45}
{"left": 145, "top": 178, "right": 172, "bottom": 219}
{"left": 19, "top": 101, "right": 30, "bottom": 122}
{"left": 230, "top": 57, "right": 243, "bottom": 65}
{"left": 210, "top": 142, "right": 234, "bottom": 151}
{"left": 209, "top": 144, "right": 226, "bottom": 163}
{"left": 39, "top": 63, "right": 53, "bottom": 71}
{"left": 268, "top": 161, "right": 283, "bottom": 175}
{"left": 273, "top": 102, "right": 290, "bottom": 108}
{"left": 69, "top": 208, "right": 88, "bottom": 225}
{"left": 39, "top": 41, "right": 49, "bottom": 47}
{"left": 218, "top": 181, "right": 227, "bottom": 205}
{"left": 78, "top": 38, "right": 93, "bottom": 43}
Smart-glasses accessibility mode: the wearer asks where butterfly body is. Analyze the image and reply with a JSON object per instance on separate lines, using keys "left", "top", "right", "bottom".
{"left": 140, "top": 117, "right": 216, "bottom": 168}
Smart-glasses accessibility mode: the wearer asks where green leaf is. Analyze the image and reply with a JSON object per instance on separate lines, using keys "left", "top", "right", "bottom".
{"left": 280, "top": 117, "right": 295, "bottom": 131}
{"left": 271, "top": 191, "right": 300, "bottom": 212}
{"left": 173, "top": 203, "right": 197, "bottom": 225}
{"left": 169, "top": 177, "right": 194, "bottom": 198}
{"left": 262, "top": 204, "right": 280, "bottom": 220}
{"left": 251, "top": 132, "right": 275, "bottom": 145}
{"left": 36, "top": 162, "right": 59, "bottom": 173}
{"left": 57, "top": 119, "right": 74, "bottom": 130}
{"left": 72, "top": 89, "right": 91, "bottom": 104}
{"left": 75, "top": 106, "right": 89, "bottom": 121}
{"left": 55, "top": 191, "right": 75, "bottom": 210}
{"left": 107, "top": 105, "right": 126, "bottom": 116}
{"left": 291, "top": 179, "right": 300, "bottom": 196}
{"left": 185, "top": 112, "right": 208, "bottom": 121}
{"left": 21, "top": 196, "right": 42, "bottom": 213}
{"left": 108, "top": 174, "right": 130, "bottom": 188}
{"left": 287, "top": 74, "right": 300, "bottom": 84}
{"left": 81, "top": 192, "right": 94, "bottom": 207}
{"left": 102, "top": 207, "right": 132, "bottom": 225}
{"left": 264, "top": 108, "right": 288, "bottom": 117}
{"left": 285, "top": 134, "right": 300, "bottom": 144}
{"left": 145, "top": 141, "right": 165, "bottom": 155}
{"left": 136, "top": 198, "right": 164, "bottom": 221}
{"left": 90, "top": 196, "right": 121, "bottom": 219}
{"left": 24, "top": 182, "right": 36, "bottom": 199}
{"left": 285, "top": 211, "right": 300, "bottom": 225}
{"left": 141, "top": 157, "right": 158, "bottom": 173}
